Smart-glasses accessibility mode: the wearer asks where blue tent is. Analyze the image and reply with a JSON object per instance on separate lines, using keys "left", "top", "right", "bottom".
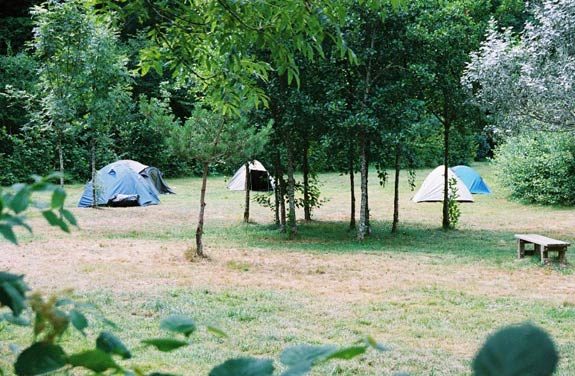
{"left": 78, "top": 161, "right": 160, "bottom": 207}
{"left": 452, "top": 165, "right": 491, "bottom": 194}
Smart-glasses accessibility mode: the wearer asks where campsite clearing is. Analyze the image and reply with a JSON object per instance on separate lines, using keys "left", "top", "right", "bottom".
{"left": 1, "top": 164, "right": 574, "bottom": 375}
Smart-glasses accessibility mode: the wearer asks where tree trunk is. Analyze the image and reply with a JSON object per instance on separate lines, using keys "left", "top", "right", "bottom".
{"left": 274, "top": 153, "right": 285, "bottom": 231}
{"left": 279, "top": 176, "right": 287, "bottom": 232}
{"left": 274, "top": 174, "right": 280, "bottom": 227}
{"left": 243, "top": 162, "right": 251, "bottom": 223}
{"left": 302, "top": 142, "right": 311, "bottom": 221}
{"left": 195, "top": 163, "right": 209, "bottom": 257}
{"left": 286, "top": 146, "right": 297, "bottom": 238}
{"left": 357, "top": 31, "right": 375, "bottom": 240}
{"left": 348, "top": 141, "right": 356, "bottom": 230}
{"left": 90, "top": 139, "right": 97, "bottom": 208}
{"left": 442, "top": 121, "right": 451, "bottom": 230}
{"left": 358, "top": 130, "right": 369, "bottom": 240}
{"left": 58, "top": 135, "right": 64, "bottom": 188}
{"left": 365, "top": 139, "right": 371, "bottom": 235}
{"left": 392, "top": 142, "right": 401, "bottom": 234}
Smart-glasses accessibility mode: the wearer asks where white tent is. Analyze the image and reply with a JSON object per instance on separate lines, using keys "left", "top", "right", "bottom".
{"left": 227, "top": 160, "right": 274, "bottom": 191}
{"left": 412, "top": 165, "right": 473, "bottom": 202}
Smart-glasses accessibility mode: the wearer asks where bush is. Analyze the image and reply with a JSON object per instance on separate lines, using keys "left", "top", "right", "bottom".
{"left": 494, "top": 132, "right": 575, "bottom": 205}
{"left": 0, "top": 128, "right": 55, "bottom": 186}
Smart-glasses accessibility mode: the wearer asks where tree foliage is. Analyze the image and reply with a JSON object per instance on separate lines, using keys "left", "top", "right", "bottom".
{"left": 463, "top": 0, "right": 575, "bottom": 134}
{"left": 494, "top": 132, "right": 575, "bottom": 205}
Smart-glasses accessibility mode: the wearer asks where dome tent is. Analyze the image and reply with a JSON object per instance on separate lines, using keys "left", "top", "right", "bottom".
{"left": 78, "top": 160, "right": 172, "bottom": 207}
{"left": 117, "top": 159, "right": 175, "bottom": 194}
{"left": 452, "top": 165, "right": 491, "bottom": 194}
{"left": 227, "top": 160, "right": 274, "bottom": 192}
{"left": 412, "top": 165, "right": 473, "bottom": 203}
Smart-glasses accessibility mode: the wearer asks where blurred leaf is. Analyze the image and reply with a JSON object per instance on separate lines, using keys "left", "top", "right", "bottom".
{"left": 14, "top": 342, "right": 67, "bottom": 376}
{"left": 280, "top": 344, "right": 337, "bottom": 366}
{"left": 50, "top": 188, "right": 66, "bottom": 209}
{"left": 324, "top": 345, "right": 367, "bottom": 361}
{"left": 0, "top": 225, "right": 17, "bottom": 245}
{"left": 61, "top": 209, "right": 78, "bottom": 226}
{"left": 9, "top": 186, "right": 30, "bottom": 214}
{"left": 160, "top": 315, "right": 196, "bottom": 337}
{"left": 0, "top": 313, "right": 30, "bottom": 326}
{"left": 207, "top": 325, "right": 228, "bottom": 338}
{"left": 41, "top": 211, "right": 69, "bottom": 233}
{"left": 363, "top": 336, "right": 389, "bottom": 351}
{"left": 69, "top": 309, "right": 88, "bottom": 336}
{"left": 472, "top": 323, "right": 558, "bottom": 376}
{"left": 96, "top": 332, "right": 132, "bottom": 359}
{"left": 68, "top": 349, "right": 120, "bottom": 373}
{"left": 209, "top": 357, "right": 274, "bottom": 376}
{"left": 0, "top": 272, "right": 29, "bottom": 316}
{"left": 141, "top": 338, "right": 188, "bottom": 352}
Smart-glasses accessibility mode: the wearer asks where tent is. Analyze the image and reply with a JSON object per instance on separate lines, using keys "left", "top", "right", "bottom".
{"left": 78, "top": 160, "right": 167, "bottom": 207}
{"left": 116, "top": 159, "right": 175, "bottom": 194}
{"left": 452, "top": 165, "right": 491, "bottom": 194}
{"left": 227, "top": 160, "right": 274, "bottom": 192}
{"left": 412, "top": 165, "right": 473, "bottom": 202}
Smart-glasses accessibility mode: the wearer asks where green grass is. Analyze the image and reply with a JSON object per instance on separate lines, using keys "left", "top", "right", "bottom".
{"left": 2, "top": 162, "right": 575, "bottom": 375}
{"left": 2, "top": 286, "right": 574, "bottom": 375}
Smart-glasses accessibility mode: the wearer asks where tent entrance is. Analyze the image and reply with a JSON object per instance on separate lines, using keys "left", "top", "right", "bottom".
{"left": 250, "top": 170, "right": 272, "bottom": 191}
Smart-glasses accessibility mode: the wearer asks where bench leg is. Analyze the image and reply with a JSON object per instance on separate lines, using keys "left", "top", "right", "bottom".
{"left": 541, "top": 246, "right": 549, "bottom": 265}
{"left": 517, "top": 239, "right": 526, "bottom": 259}
{"left": 559, "top": 248, "right": 567, "bottom": 264}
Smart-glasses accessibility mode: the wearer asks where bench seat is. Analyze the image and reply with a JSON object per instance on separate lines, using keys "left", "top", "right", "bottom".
{"left": 515, "top": 234, "right": 569, "bottom": 264}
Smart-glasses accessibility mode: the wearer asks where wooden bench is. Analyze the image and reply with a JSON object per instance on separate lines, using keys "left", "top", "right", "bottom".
{"left": 515, "top": 234, "right": 569, "bottom": 264}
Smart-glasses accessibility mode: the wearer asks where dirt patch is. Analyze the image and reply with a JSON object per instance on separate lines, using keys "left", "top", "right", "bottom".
{"left": 4, "top": 237, "right": 574, "bottom": 307}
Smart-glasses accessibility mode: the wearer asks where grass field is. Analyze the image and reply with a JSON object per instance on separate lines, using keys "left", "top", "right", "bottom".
{"left": 1, "top": 162, "right": 575, "bottom": 375}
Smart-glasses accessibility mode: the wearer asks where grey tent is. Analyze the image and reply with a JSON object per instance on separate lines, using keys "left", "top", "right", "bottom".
{"left": 227, "top": 160, "right": 274, "bottom": 192}
{"left": 412, "top": 165, "right": 473, "bottom": 203}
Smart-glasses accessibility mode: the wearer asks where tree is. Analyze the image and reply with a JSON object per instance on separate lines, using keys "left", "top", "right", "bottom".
{"left": 463, "top": 0, "right": 575, "bottom": 134}
{"left": 170, "top": 108, "right": 269, "bottom": 258}
{"left": 31, "top": 1, "right": 132, "bottom": 195}
{"left": 407, "top": 0, "right": 491, "bottom": 229}
{"left": 31, "top": 1, "right": 93, "bottom": 187}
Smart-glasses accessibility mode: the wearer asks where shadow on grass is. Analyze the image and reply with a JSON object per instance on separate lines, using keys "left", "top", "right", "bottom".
{"left": 234, "top": 221, "right": 573, "bottom": 270}
{"left": 105, "top": 220, "right": 572, "bottom": 270}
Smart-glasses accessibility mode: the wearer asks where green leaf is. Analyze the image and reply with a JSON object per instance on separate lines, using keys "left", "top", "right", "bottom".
{"left": 14, "top": 342, "right": 67, "bottom": 376}
{"left": 9, "top": 186, "right": 30, "bottom": 214}
{"left": 209, "top": 357, "right": 274, "bottom": 376}
{"left": 280, "top": 345, "right": 337, "bottom": 366}
{"left": 50, "top": 187, "right": 66, "bottom": 209}
{"left": 0, "top": 224, "right": 18, "bottom": 245}
{"left": 69, "top": 309, "right": 88, "bottom": 335}
{"left": 160, "top": 315, "right": 196, "bottom": 337}
{"left": 323, "top": 345, "right": 367, "bottom": 361}
{"left": 0, "top": 273, "right": 29, "bottom": 316}
{"left": 68, "top": 349, "right": 120, "bottom": 373}
{"left": 61, "top": 209, "right": 78, "bottom": 226}
{"left": 207, "top": 325, "right": 228, "bottom": 338}
{"left": 141, "top": 338, "right": 188, "bottom": 352}
{"left": 0, "top": 312, "right": 30, "bottom": 326}
{"left": 41, "top": 211, "right": 69, "bottom": 233}
{"left": 363, "top": 336, "right": 389, "bottom": 352}
{"left": 96, "top": 332, "right": 132, "bottom": 359}
{"left": 472, "top": 323, "right": 558, "bottom": 376}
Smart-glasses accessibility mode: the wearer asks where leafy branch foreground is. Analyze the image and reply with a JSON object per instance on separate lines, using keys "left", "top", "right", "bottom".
{"left": 0, "top": 277, "right": 386, "bottom": 375}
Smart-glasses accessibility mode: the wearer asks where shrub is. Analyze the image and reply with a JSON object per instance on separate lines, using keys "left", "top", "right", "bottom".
{"left": 494, "top": 132, "right": 575, "bottom": 205}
